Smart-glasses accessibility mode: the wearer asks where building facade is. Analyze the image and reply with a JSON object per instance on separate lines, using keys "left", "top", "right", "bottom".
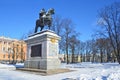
{"left": 0, "top": 36, "right": 27, "bottom": 63}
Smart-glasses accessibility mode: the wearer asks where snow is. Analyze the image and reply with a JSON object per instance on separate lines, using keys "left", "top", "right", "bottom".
{"left": 0, "top": 62, "right": 120, "bottom": 80}
{"left": 0, "top": 63, "right": 16, "bottom": 70}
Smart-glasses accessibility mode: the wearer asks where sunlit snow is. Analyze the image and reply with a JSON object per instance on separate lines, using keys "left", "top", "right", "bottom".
{"left": 0, "top": 62, "right": 120, "bottom": 80}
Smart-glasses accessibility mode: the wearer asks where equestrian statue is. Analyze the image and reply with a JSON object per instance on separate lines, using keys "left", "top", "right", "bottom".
{"left": 34, "top": 8, "right": 55, "bottom": 33}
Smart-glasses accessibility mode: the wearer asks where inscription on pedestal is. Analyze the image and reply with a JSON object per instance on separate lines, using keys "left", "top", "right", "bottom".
{"left": 31, "top": 44, "right": 42, "bottom": 57}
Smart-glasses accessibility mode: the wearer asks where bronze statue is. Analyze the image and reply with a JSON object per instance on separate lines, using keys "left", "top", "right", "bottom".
{"left": 34, "top": 8, "right": 55, "bottom": 33}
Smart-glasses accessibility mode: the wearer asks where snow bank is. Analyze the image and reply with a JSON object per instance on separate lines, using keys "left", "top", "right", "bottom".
{"left": 14, "top": 63, "right": 24, "bottom": 68}
{"left": 0, "top": 63, "right": 24, "bottom": 70}
{"left": 0, "top": 63, "right": 16, "bottom": 70}
{"left": 65, "top": 62, "right": 103, "bottom": 69}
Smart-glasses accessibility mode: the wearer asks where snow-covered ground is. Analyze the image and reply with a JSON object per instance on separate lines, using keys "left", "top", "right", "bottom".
{"left": 0, "top": 62, "right": 120, "bottom": 80}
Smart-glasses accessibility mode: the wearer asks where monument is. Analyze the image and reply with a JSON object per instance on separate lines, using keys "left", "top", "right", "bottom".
{"left": 24, "top": 8, "right": 61, "bottom": 70}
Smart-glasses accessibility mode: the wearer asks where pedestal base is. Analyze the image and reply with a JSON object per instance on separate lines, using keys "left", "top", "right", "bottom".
{"left": 17, "top": 68, "right": 71, "bottom": 76}
{"left": 24, "top": 58, "right": 60, "bottom": 70}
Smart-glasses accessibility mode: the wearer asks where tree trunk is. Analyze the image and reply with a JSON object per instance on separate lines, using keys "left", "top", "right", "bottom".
{"left": 100, "top": 50, "right": 103, "bottom": 63}
{"left": 71, "top": 48, "right": 74, "bottom": 63}
{"left": 66, "top": 44, "right": 69, "bottom": 64}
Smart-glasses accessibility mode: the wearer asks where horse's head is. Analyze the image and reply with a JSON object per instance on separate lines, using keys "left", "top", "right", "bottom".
{"left": 44, "top": 8, "right": 54, "bottom": 21}
{"left": 47, "top": 8, "right": 55, "bottom": 15}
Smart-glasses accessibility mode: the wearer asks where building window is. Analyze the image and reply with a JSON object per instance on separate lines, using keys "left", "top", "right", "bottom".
{"left": 8, "top": 48, "right": 10, "bottom": 52}
{"left": 3, "top": 47, "right": 5, "bottom": 51}
{"left": 3, "top": 54, "right": 5, "bottom": 58}
{"left": 4, "top": 42, "right": 6, "bottom": 44}
{"left": 8, "top": 55, "right": 10, "bottom": 58}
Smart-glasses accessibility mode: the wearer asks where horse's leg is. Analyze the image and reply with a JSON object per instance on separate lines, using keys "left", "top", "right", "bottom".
{"left": 48, "top": 22, "right": 51, "bottom": 30}
{"left": 40, "top": 26, "right": 44, "bottom": 31}
{"left": 34, "top": 26, "right": 38, "bottom": 33}
{"left": 48, "top": 26, "right": 50, "bottom": 30}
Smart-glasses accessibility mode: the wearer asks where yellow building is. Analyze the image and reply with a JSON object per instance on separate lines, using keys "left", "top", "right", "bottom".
{"left": 0, "top": 36, "right": 27, "bottom": 63}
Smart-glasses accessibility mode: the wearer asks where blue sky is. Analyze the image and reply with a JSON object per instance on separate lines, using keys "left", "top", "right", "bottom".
{"left": 0, "top": 0, "right": 119, "bottom": 41}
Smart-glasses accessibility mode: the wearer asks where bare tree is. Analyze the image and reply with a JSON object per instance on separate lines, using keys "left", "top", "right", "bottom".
{"left": 96, "top": 38, "right": 107, "bottom": 63}
{"left": 21, "top": 27, "right": 35, "bottom": 40}
{"left": 62, "top": 18, "right": 75, "bottom": 64}
{"left": 69, "top": 34, "right": 80, "bottom": 63}
{"left": 103, "top": 38, "right": 113, "bottom": 62}
{"left": 84, "top": 40, "right": 93, "bottom": 62}
{"left": 52, "top": 15, "right": 64, "bottom": 35}
{"left": 90, "top": 39, "right": 98, "bottom": 63}
{"left": 98, "top": 2, "right": 120, "bottom": 64}
{"left": 78, "top": 41, "right": 85, "bottom": 62}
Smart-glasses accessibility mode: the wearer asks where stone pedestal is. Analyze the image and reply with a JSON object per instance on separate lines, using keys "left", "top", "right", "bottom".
{"left": 24, "top": 30, "right": 61, "bottom": 70}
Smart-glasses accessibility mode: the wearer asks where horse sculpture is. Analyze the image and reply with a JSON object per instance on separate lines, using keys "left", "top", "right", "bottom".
{"left": 34, "top": 8, "right": 54, "bottom": 33}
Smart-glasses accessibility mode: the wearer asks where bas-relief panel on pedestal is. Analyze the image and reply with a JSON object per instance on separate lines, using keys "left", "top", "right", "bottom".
{"left": 31, "top": 44, "right": 42, "bottom": 57}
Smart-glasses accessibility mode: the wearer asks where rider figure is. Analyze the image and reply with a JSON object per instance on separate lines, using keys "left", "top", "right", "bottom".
{"left": 39, "top": 8, "right": 46, "bottom": 19}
